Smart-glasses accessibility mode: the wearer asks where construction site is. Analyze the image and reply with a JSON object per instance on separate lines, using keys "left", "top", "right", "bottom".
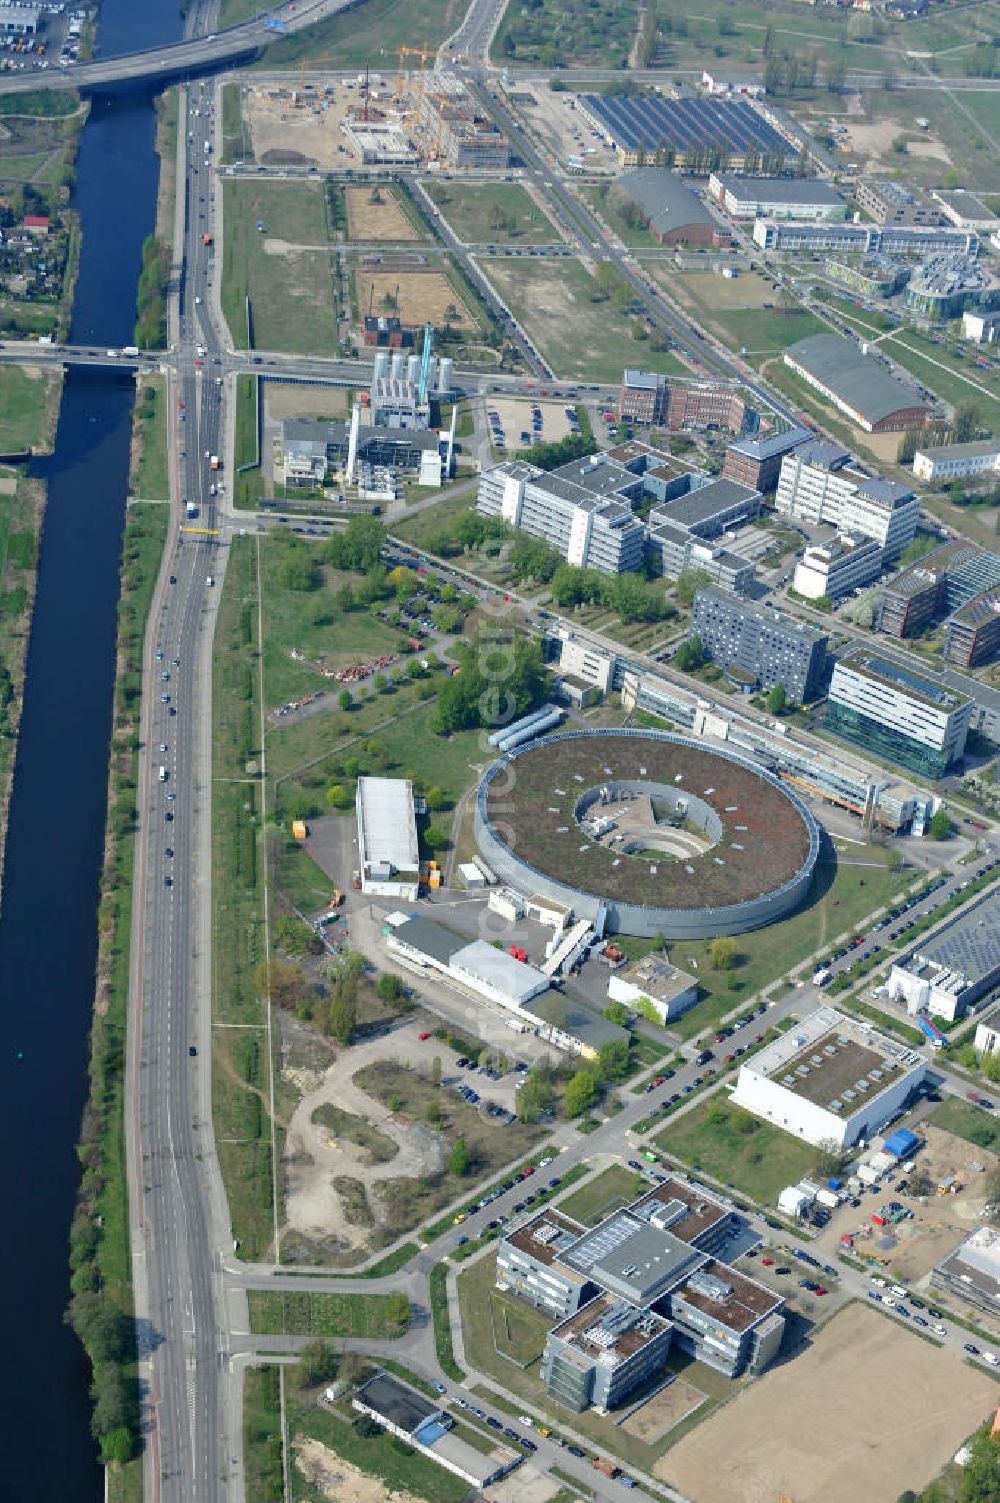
{"left": 241, "top": 52, "right": 510, "bottom": 172}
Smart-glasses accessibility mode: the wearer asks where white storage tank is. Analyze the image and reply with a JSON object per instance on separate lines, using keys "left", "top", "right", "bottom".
{"left": 390, "top": 351, "right": 406, "bottom": 380}
{"left": 407, "top": 354, "right": 421, "bottom": 384}
{"left": 438, "top": 356, "right": 453, "bottom": 393}
{"left": 373, "top": 349, "right": 390, "bottom": 382}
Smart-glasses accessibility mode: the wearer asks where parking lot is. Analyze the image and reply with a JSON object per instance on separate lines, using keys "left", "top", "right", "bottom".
{"left": 486, "top": 395, "right": 581, "bottom": 452}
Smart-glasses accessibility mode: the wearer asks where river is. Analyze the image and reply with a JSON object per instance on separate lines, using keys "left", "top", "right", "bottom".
{"left": 0, "top": 2, "right": 181, "bottom": 1496}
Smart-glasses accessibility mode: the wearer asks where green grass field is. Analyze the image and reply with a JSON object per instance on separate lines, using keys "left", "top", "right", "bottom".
{"left": 247, "top": 1290, "right": 409, "bottom": 1338}
{"left": 663, "top": 268, "right": 827, "bottom": 364}
{"left": 130, "top": 376, "right": 168, "bottom": 499}
{"left": 656, "top": 1096, "right": 827, "bottom": 1205}
{"left": 424, "top": 180, "right": 561, "bottom": 245}
{"left": 222, "top": 177, "right": 337, "bottom": 354}
{"left": 556, "top": 1164, "right": 647, "bottom": 1225}
{"left": 487, "top": 256, "right": 683, "bottom": 382}
{"left": 0, "top": 363, "right": 60, "bottom": 453}
{"left": 929, "top": 1099, "right": 1000, "bottom": 1154}
{"left": 492, "top": 0, "right": 635, "bottom": 67}
{"left": 585, "top": 183, "right": 664, "bottom": 249}
{"left": 880, "top": 331, "right": 1000, "bottom": 417}
{"left": 260, "top": 0, "right": 466, "bottom": 69}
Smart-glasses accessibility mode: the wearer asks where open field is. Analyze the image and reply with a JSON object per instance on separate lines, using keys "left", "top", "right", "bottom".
{"left": 656, "top": 1096, "right": 826, "bottom": 1205}
{"left": 424, "top": 180, "right": 561, "bottom": 245}
{"left": 353, "top": 268, "right": 475, "bottom": 332}
{"left": 660, "top": 267, "right": 827, "bottom": 365}
{"left": 263, "top": 381, "right": 348, "bottom": 425}
{"left": 931, "top": 1099, "right": 1000, "bottom": 1154}
{"left": 247, "top": 1290, "right": 407, "bottom": 1339}
{"left": 0, "top": 362, "right": 60, "bottom": 453}
{"left": 622, "top": 1377, "right": 707, "bottom": 1443}
{"left": 345, "top": 185, "right": 419, "bottom": 242}
{"left": 129, "top": 375, "right": 168, "bottom": 500}
{"left": 555, "top": 1164, "right": 646, "bottom": 1225}
{"left": 486, "top": 257, "right": 682, "bottom": 383}
{"left": 662, "top": 1301, "right": 998, "bottom": 1503}
{"left": 222, "top": 177, "right": 336, "bottom": 354}
{"left": 261, "top": 0, "right": 466, "bottom": 70}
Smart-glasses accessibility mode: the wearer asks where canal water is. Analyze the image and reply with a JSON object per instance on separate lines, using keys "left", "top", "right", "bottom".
{"left": 0, "top": 2, "right": 180, "bottom": 1495}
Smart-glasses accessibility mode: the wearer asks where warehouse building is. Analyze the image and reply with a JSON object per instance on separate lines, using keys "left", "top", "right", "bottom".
{"left": 353, "top": 1373, "right": 521, "bottom": 1489}
{"left": 888, "top": 887, "right": 1000, "bottom": 1022}
{"left": 612, "top": 167, "right": 729, "bottom": 245}
{"left": 792, "top": 534, "right": 885, "bottom": 603}
{"left": 776, "top": 439, "right": 919, "bottom": 557}
{"left": 0, "top": 4, "right": 40, "bottom": 36}
{"left": 783, "top": 336, "right": 929, "bottom": 434}
{"left": 710, "top": 173, "right": 843, "bottom": 221}
{"left": 690, "top": 585, "right": 828, "bottom": 703}
{"left": 944, "top": 592, "right": 1000, "bottom": 668}
{"left": 356, "top": 777, "right": 419, "bottom": 899}
{"left": 578, "top": 93, "right": 791, "bottom": 170}
{"left": 913, "top": 439, "right": 1000, "bottom": 485}
{"left": 606, "top": 954, "right": 698, "bottom": 1023}
{"left": 933, "top": 189, "right": 999, "bottom": 232}
{"left": 722, "top": 425, "right": 812, "bottom": 492}
{"left": 731, "top": 1006, "right": 927, "bottom": 1149}
{"left": 476, "top": 454, "right": 646, "bottom": 574}
{"left": 825, "top": 651, "right": 973, "bottom": 780}
{"left": 932, "top": 1228, "right": 1000, "bottom": 1319}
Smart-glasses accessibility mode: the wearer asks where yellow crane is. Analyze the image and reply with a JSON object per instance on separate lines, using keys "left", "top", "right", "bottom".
{"left": 395, "top": 43, "right": 436, "bottom": 109}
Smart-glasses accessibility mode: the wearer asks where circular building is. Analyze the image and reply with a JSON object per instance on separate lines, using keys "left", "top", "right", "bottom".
{"left": 475, "top": 728, "right": 820, "bottom": 940}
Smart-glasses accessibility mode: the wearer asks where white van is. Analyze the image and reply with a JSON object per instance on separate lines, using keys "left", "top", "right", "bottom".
{"left": 158, "top": 765, "right": 168, "bottom": 782}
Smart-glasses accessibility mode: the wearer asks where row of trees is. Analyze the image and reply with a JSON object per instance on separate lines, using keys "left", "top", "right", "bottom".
{"left": 898, "top": 402, "right": 984, "bottom": 467}
{"left": 549, "top": 560, "right": 673, "bottom": 625}
{"left": 134, "top": 233, "right": 170, "bottom": 350}
{"left": 431, "top": 632, "right": 549, "bottom": 735}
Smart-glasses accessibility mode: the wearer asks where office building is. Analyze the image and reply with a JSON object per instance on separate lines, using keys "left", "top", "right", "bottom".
{"left": 667, "top": 1263, "right": 786, "bottom": 1378}
{"left": 0, "top": 4, "right": 40, "bottom": 36}
{"left": 825, "top": 256, "right": 909, "bottom": 300}
{"left": 877, "top": 541, "right": 988, "bottom": 637}
{"left": 541, "top": 1295, "right": 673, "bottom": 1413}
{"left": 613, "top": 167, "right": 729, "bottom": 246}
{"left": 783, "top": 336, "right": 929, "bottom": 435}
{"left": 731, "top": 1006, "right": 927, "bottom": 1149}
{"left": 476, "top": 455, "right": 646, "bottom": 574}
{"left": 776, "top": 441, "right": 919, "bottom": 558}
{"left": 753, "top": 219, "right": 977, "bottom": 256}
{"left": 722, "top": 426, "right": 812, "bottom": 492}
{"left": 710, "top": 172, "right": 843, "bottom": 220}
{"left": 888, "top": 887, "right": 1000, "bottom": 1022}
{"left": 496, "top": 1209, "right": 591, "bottom": 1318}
{"left": 962, "top": 310, "right": 1000, "bottom": 344}
{"left": 944, "top": 592, "right": 1000, "bottom": 668}
{"left": 904, "top": 254, "right": 1000, "bottom": 322}
{"left": 932, "top": 1228, "right": 1000, "bottom": 1320}
{"left": 933, "top": 190, "right": 999, "bottom": 232}
{"left": 619, "top": 370, "right": 748, "bottom": 433}
{"left": 793, "top": 534, "right": 884, "bottom": 602}
{"left": 607, "top": 955, "right": 698, "bottom": 1023}
{"left": 856, "top": 179, "right": 941, "bottom": 227}
{"left": 690, "top": 586, "right": 828, "bottom": 703}
{"left": 913, "top": 439, "right": 1000, "bottom": 485}
{"left": 825, "top": 651, "right": 973, "bottom": 780}
{"left": 356, "top": 777, "right": 420, "bottom": 899}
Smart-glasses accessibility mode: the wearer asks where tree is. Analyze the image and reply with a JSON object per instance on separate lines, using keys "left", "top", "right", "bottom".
{"left": 425, "top": 785, "right": 447, "bottom": 811}
{"left": 377, "top": 972, "right": 403, "bottom": 1002}
{"left": 327, "top": 971, "right": 358, "bottom": 1044}
{"left": 424, "top": 823, "right": 447, "bottom": 850}
{"left": 636, "top": 996, "right": 663, "bottom": 1026}
{"left": 954, "top": 401, "right": 980, "bottom": 444}
{"left": 338, "top": 688, "right": 353, "bottom": 712}
{"left": 897, "top": 426, "right": 921, "bottom": 467}
{"left": 597, "top": 1039, "right": 631, "bottom": 1082}
{"left": 431, "top": 1055, "right": 442, "bottom": 1086}
{"left": 674, "top": 635, "right": 703, "bottom": 673}
{"left": 603, "top": 1002, "right": 631, "bottom": 1026}
{"left": 65, "top": 1293, "right": 133, "bottom": 1366}
{"left": 767, "top": 682, "right": 788, "bottom": 716}
{"left": 101, "top": 1428, "right": 135, "bottom": 1466}
{"left": 337, "top": 582, "right": 355, "bottom": 612}
{"left": 710, "top": 936, "right": 737, "bottom": 971}
{"left": 827, "top": 55, "right": 847, "bottom": 93}
{"left": 278, "top": 547, "right": 319, "bottom": 591}
{"left": 296, "top": 1339, "right": 339, "bottom": 1388}
{"left": 449, "top": 1137, "right": 470, "bottom": 1175}
{"left": 275, "top": 913, "right": 321, "bottom": 957}
{"left": 564, "top": 1069, "right": 600, "bottom": 1118}
{"left": 254, "top": 957, "right": 311, "bottom": 1010}
{"left": 675, "top": 568, "right": 712, "bottom": 609}
{"left": 426, "top": 1098, "right": 442, "bottom": 1125}
{"left": 326, "top": 782, "right": 349, "bottom": 809}
{"left": 386, "top": 1292, "right": 411, "bottom": 1328}
{"left": 386, "top": 564, "right": 418, "bottom": 599}
{"left": 959, "top": 1428, "right": 1000, "bottom": 1501}
{"left": 928, "top": 808, "right": 952, "bottom": 840}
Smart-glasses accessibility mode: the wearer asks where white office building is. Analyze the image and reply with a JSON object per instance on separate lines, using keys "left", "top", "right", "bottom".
{"left": 731, "top": 1007, "right": 927, "bottom": 1150}
{"left": 476, "top": 456, "right": 646, "bottom": 574}
{"left": 356, "top": 776, "right": 420, "bottom": 900}
{"left": 913, "top": 440, "right": 1000, "bottom": 484}
{"left": 826, "top": 652, "right": 973, "bottom": 781}
{"left": 962, "top": 310, "right": 1000, "bottom": 344}
{"left": 710, "top": 173, "right": 844, "bottom": 221}
{"left": 792, "top": 534, "right": 884, "bottom": 601}
{"left": 776, "top": 443, "right": 919, "bottom": 560}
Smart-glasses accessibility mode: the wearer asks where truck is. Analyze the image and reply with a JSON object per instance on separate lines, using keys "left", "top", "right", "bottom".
{"left": 158, "top": 765, "right": 168, "bottom": 782}
{"left": 202, "top": 232, "right": 211, "bottom": 246}
{"left": 812, "top": 966, "right": 832, "bottom": 987}
{"left": 330, "top": 888, "right": 344, "bottom": 907}
{"left": 122, "top": 345, "right": 139, "bottom": 357}
{"left": 209, "top": 455, "right": 220, "bottom": 471}
{"left": 593, "top": 1459, "right": 620, "bottom": 1479}
{"left": 185, "top": 501, "right": 199, "bottom": 519}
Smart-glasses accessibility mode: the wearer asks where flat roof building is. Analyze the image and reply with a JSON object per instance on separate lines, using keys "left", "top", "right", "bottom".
{"left": 541, "top": 1294, "right": 673, "bottom": 1414}
{"left": 476, "top": 454, "right": 646, "bottom": 574}
{"left": 877, "top": 541, "right": 984, "bottom": 638}
{"left": 792, "top": 533, "right": 885, "bottom": 603}
{"left": 668, "top": 1261, "right": 786, "bottom": 1378}
{"left": 0, "top": 4, "right": 41, "bottom": 35}
{"left": 943, "top": 591, "right": 1000, "bottom": 668}
{"left": 710, "top": 173, "right": 844, "bottom": 221}
{"left": 783, "top": 335, "right": 930, "bottom": 434}
{"left": 690, "top": 585, "right": 829, "bottom": 704}
{"left": 932, "top": 1227, "right": 1000, "bottom": 1319}
{"left": 905, "top": 253, "right": 1000, "bottom": 322}
{"left": 356, "top": 777, "right": 419, "bottom": 900}
{"left": 722, "top": 425, "right": 812, "bottom": 492}
{"left": 888, "top": 887, "right": 1000, "bottom": 1022}
{"left": 825, "top": 650, "right": 973, "bottom": 780}
{"left": 776, "top": 440, "right": 919, "bottom": 558}
{"left": 933, "top": 190, "right": 999, "bottom": 231}
{"left": 857, "top": 179, "right": 941, "bottom": 227}
{"left": 607, "top": 954, "right": 698, "bottom": 1023}
{"left": 619, "top": 371, "right": 748, "bottom": 434}
{"left": 754, "top": 219, "right": 978, "bottom": 256}
{"left": 497, "top": 1209, "right": 591, "bottom": 1318}
{"left": 913, "top": 439, "right": 1000, "bottom": 485}
{"left": 353, "top": 1372, "right": 522, "bottom": 1489}
{"left": 524, "top": 991, "right": 630, "bottom": 1061}
{"left": 731, "top": 1005, "right": 927, "bottom": 1149}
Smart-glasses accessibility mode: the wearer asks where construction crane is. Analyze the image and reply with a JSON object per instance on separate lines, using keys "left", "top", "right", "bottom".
{"left": 395, "top": 43, "right": 436, "bottom": 109}
{"left": 417, "top": 321, "right": 433, "bottom": 403}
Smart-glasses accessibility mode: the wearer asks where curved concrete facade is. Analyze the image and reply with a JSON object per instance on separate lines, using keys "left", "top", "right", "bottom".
{"left": 475, "top": 729, "right": 821, "bottom": 940}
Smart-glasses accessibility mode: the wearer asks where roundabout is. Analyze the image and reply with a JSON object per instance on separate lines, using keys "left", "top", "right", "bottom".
{"left": 475, "top": 728, "right": 821, "bottom": 939}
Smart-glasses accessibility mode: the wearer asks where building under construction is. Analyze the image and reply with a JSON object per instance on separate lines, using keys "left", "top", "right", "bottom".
{"left": 416, "top": 73, "right": 510, "bottom": 169}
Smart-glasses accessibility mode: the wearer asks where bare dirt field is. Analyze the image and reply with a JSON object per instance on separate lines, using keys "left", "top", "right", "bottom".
{"left": 264, "top": 382, "right": 347, "bottom": 423}
{"left": 295, "top": 1437, "right": 424, "bottom": 1503}
{"left": 245, "top": 83, "right": 355, "bottom": 167}
{"left": 283, "top": 1032, "right": 449, "bottom": 1254}
{"left": 839, "top": 117, "right": 953, "bottom": 170}
{"left": 485, "top": 1468, "right": 561, "bottom": 1503}
{"left": 660, "top": 1303, "right": 998, "bottom": 1503}
{"left": 622, "top": 1377, "right": 707, "bottom": 1442}
{"left": 354, "top": 268, "right": 475, "bottom": 330}
{"left": 345, "top": 185, "right": 417, "bottom": 242}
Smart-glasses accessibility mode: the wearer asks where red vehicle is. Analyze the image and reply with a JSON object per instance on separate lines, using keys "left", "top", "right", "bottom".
{"left": 520, "top": 1166, "right": 536, "bottom": 1178}
{"left": 651, "top": 1075, "right": 665, "bottom": 1087}
{"left": 418, "top": 1031, "right": 432, "bottom": 1041}
{"left": 762, "top": 1257, "right": 774, "bottom": 1266}
{"left": 814, "top": 1286, "right": 828, "bottom": 1296}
